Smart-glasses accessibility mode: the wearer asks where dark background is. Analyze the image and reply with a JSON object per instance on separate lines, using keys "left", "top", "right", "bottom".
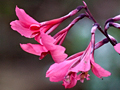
{"left": 1, "top": 0, "right": 120, "bottom": 90}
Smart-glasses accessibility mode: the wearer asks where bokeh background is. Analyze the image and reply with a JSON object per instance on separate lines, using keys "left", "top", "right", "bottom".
{"left": 1, "top": 0, "right": 120, "bottom": 90}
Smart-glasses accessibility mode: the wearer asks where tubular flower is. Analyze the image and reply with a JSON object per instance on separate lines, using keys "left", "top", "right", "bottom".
{"left": 19, "top": 15, "right": 86, "bottom": 62}
{"left": 46, "top": 25, "right": 111, "bottom": 88}
{"left": 10, "top": 6, "right": 81, "bottom": 42}
{"left": 46, "top": 52, "right": 83, "bottom": 88}
{"left": 20, "top": 33, "right": 68, "bottom": 63}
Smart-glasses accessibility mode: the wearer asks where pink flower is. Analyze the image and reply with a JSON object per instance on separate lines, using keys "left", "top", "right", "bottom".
{"left": 46, "top": 25, "right": 111, "bottom": 88}
{"left": 19, "top": 15, "right": 84, "bottom": 62}
{"left": 46, "top": 52, "right": 83, "bottom": 88}
{"left": 70, "top": 25, "right": 111, "bottom": 79}
{"left": 46, "top": 52, "right": 82, "bottom": 82}
{"left": 114, "top": 43, "right": 120, "bottom": 54}
{"left": 10, "top": 6, "right": 79, "bottom": 42}
{"left": 20, "top": 33, "right": 68, "bottom": 63}
{"left": 46, "top": 42, "right": 111, "bottom": 88}
{"left": 70, "top": 43, "right": 111, "bottom": 79}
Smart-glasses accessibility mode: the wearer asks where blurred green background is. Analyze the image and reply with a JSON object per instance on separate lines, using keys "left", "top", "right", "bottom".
{"left": 1, "top": 0, "right": 120, "bottom": 90}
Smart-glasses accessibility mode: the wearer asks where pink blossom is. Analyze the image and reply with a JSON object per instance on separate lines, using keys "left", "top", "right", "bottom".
{"left": 46, "top": 52, "right": 82, "bottom": 88}
{"left": 19, "top": 15, "right": 83, "bottom": 62}
{"left": 69, "top": 42, "right": 111, "bottom": 79}
{"left": 46, "top": 42, "right": 111, "bottom": 88}
{"left": 10, "top": 6, "right": 79, "bottom": 42}
{"left": 46, "top": 51, "right": 87, "bottom": 88}
{"left": 114, "top": 43, "right": 120, "bottom": 54}
{"left": 46, "top": 25, "right": 111, "bottom": 88}
{"left": 10, "top": 7, "right": 84, "bottom": 62}
{"left": 20, "top": 33, "right": 68, "bottom": 63}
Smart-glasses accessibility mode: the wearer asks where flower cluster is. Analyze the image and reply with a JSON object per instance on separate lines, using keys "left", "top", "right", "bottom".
{"left": 10, "top": 1, "right": 120, "bottom": 89}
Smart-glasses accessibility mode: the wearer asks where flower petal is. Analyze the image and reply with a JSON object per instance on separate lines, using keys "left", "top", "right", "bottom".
{"left": 91, "top": 60, "right": 111, "bottom": 78}
{"left": 62, "top": 73, "right": 78, "bottom": 88}
{"left": 41, "top": 33, "right": 56, "bottom": 50}
{"left": 10, "top": 6, "right": 40, "bottom": 38}
{"left": 50, "top": 45, "right": 68, "bottom": 63}
{"left": 114, "top": 43, "right": 120, "bottom": 54}
{"left": 46, "top": 60, "right": 75, "bottom": 82}
{"left": 10, "top": 20, "right": 32, "bottom": 38}
{"left": 20, "top": 43, "right": 48, "bottom": 56}
{"left": 15, "top": 6, "right": 38, "bottom": 24}
{"left": 70, "top": 53, "right": 91, "bottom": 72}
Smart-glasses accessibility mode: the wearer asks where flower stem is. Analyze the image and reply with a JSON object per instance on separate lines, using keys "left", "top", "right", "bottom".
{"left": 83, "top": 2, "right": 115, "bottom": 46}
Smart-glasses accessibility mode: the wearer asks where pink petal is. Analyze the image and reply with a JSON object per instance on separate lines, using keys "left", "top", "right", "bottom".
{"left": 34, "top": 34, "right": 41, "bottom": 43}
{"left": 62, "top": 73, "right": 78, "bottom": 88}
{"left": 70, "top": 54, "right": 91, "bottom": 72}
{"left": 114, "top": 43, "right": 120, "bottom": 54}
{"left": 46, "top": 60, "right": 75, "bottom": 82}
{"left": 10, "top": 20, "right": 32, "bottom": 38}
{"left": 41, "top": 33, "right": 56, "bottom": 50}
{"left": 10, "top": 6, "right": 40, "bottom": 38}
{"left": 91, "top": 60, "right": 111, "bottom": 78}
{"left": 15, "top": 6, "right": 38, "bottom": 24}
{"left": 70, "top": 43, "right": 92, "bottom": 72}
{"left": 20, "top": 43, "right": 48, "bottom": 56}
{"left": 50, "top": 45, "right": 68, "bottom": 63}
